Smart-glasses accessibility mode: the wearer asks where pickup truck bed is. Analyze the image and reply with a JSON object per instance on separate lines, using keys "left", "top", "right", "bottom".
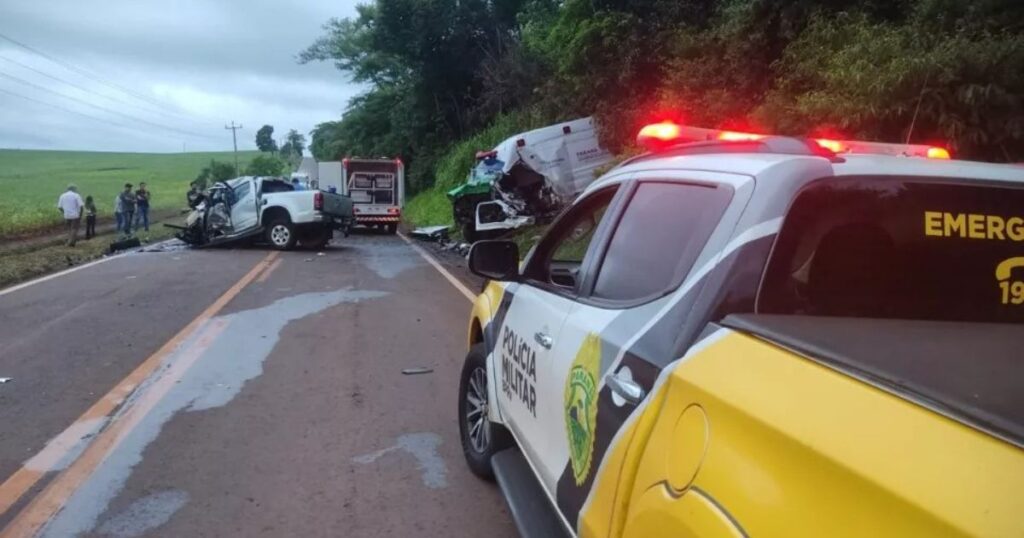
{"left": 723, "top": 314, "right": 1024, "bottom": 447}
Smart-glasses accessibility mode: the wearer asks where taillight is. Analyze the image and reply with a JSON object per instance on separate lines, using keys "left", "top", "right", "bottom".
{"left": 314, "top": 191, "right": 323, "bottom": 211}
{"left": 387, "top": 207, "right": 400, "bottom": 215}
{"left": 927, "top": 147, "right": 951, "bottom": 159}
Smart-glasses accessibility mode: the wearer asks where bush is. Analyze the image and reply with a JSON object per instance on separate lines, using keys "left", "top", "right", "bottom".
{"left": 245, "top": 154, "right": 287, "bottom": 176}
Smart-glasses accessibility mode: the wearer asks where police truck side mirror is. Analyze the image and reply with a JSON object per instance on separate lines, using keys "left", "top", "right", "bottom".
{"left": 469, "top": 240, "right": 520, "bottom": 282}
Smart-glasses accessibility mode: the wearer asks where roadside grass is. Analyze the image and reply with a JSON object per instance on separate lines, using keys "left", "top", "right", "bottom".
{"left": 0, "top": 222, "right": 179, "bottom": 289}
{"left": 0, "top": 148, "right": 261, "bottom": 238}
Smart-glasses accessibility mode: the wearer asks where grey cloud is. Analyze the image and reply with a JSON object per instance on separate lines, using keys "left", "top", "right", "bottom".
{"left": 0, "top": 0, "right": 362, "bottom": 152}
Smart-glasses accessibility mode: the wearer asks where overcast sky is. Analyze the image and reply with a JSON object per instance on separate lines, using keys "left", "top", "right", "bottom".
{"left": 0, "top": 0, "right": 363, "bottom": 153}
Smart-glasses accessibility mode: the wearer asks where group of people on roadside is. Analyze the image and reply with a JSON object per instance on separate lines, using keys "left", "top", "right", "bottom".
{"left": 56, "top": 182, "right": 151, "bottom": 246}
{"left": 113, "top": 182, "right": 151, "bottom": 235}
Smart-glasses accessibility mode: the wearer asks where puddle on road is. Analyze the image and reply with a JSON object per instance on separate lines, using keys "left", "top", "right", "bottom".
{"left": 25, "top": 417, "right": 108, "bottom": 473}
{"left": 353, "top": 432, "right": 447, "bottom": 489}
{"left": 39, "top": 287, "right": 389, "bottom": 538}
{"left": 95, "top": 489, "right": 189, "bottom": 538}
{"left": 360, "top": 241, "right": 421, "bottom": 279}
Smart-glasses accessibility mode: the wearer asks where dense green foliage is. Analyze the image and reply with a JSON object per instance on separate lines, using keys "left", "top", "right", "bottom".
{"left": 0, "top": 149, "right": 258, "bottom": 236}
{"left": 193, "top": 160, "right": 238, "bottom": 188}
{"left": 306, "top": 0, "right": 1023, "bottom": 201}
{"left": 244, "top": 154, "right": 288, "bottom": 176}
{"left": 255, "top": 125, "right": 278, "bottom": 153}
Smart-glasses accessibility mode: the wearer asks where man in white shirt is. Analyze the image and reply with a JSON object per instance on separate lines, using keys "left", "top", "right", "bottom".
{"left": 57, "top": 184, "right": 85, "bottom": 246}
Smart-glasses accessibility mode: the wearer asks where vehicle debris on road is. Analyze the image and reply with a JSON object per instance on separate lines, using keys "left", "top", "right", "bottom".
{"left": 401, "top": 367, "right": 434, "bottom": 375}
{"left": 410, "top": 225, "right": 450, "bottom": 241}
{"left": 0, "top": 377, "right": 12, "bottom": 383}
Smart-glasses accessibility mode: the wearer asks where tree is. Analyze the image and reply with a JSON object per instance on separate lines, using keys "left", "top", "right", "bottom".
{"left": 255, "top": 125, "right": 278, "bottom": 152}
{"left": 285, "top": 129, "right": 306, "bottom": 156}
{"left": 194, "top": 159, "right": 238, "bottom": 189}
{"left": 244, "top": 154, "right": 287, "bottom": 176}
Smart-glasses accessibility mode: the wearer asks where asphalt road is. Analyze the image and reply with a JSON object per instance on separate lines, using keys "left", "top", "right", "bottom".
{"left": 0, "top": 232, "right": 515, "bottom": 537}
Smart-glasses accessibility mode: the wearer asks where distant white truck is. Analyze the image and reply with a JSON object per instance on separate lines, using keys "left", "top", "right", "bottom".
{"left": 316, "top": 158, "right": 405, "bottom": 234}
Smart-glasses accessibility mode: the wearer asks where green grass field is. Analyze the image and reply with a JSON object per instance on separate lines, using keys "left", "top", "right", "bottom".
{"left": 0, "top": 148, "right": 262, "bottom": 237}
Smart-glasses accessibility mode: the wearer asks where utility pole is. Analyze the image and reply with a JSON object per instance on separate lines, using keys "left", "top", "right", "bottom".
{"left": 225, "top": 121, "right": 242, "bottom": 171}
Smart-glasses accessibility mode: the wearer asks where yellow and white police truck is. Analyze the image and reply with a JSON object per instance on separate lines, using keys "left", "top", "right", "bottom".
{"left": 457, "top": 123, "right": 1024, "bottom": 537}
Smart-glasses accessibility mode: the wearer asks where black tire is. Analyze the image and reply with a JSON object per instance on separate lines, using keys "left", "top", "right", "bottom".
{"left": 458, "top": 343, "right": 512, "bottom": 480}
{"left": 265, "top": 219, "right": 297, "bottom": 250}
{"left": 386, "top": 222, "right": 398, "bottom": 235}
{"left": 461, "top": 221, "right": 478, "bottom": 244}
{"left": 299, "top": 227, "right": 332, "bottom": 249}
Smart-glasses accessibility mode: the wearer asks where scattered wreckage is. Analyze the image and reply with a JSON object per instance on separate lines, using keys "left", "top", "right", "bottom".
{"left": 447, "top": 117, "right": 614, "bottom": 241}
{"left": 167, "top": 176, "right": 354, "bottom": 251}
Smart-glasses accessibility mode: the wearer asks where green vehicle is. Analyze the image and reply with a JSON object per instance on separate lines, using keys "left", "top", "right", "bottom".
{"left": 448, "top": 151, "right": 505, "bottom": 241}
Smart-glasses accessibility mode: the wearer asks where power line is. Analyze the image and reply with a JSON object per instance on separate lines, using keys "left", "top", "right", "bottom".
{"left": 0, "top": 54, "right": 215, "bottom": 127}
{"left": 0, "top": 31, "right": 216, "bottom": 124}
{"left": 0, "top": 86, "right": 162, "bottom": 138}
{"left": 0, "top": 69, "right": 222, "bottom": 140}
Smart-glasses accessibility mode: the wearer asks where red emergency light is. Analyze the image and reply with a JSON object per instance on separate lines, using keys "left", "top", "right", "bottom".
{"left": 636, "top": 121, "right": 953, "bottom": 160}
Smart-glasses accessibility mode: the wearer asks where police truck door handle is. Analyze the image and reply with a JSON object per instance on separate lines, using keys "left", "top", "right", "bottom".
{"left": 606, "top": 372, "right": 645, "bottom": 405}
{"left": 534, "top": 332, "right": 553, "bottom": 349}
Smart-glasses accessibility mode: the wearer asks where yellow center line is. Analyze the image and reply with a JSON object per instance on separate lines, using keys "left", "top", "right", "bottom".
{"left": 0, "top": 250, "right": 278, "bottom": 536}
{"left": 255, "top": 258, "right": 284, "bottom": 284}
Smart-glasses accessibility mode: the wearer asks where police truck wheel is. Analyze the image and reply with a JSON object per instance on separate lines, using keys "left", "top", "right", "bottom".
{"left": 458, "top": 343, "right": 511, "bottom": 480}
{"left": 386, "top": 223, "right": 398, "bottom": 235}
{"left": 266, "top": 219, "right": 297, "bottom": 250}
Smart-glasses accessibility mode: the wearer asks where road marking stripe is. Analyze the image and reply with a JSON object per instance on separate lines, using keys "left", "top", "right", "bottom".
{"left": 255, "top": 258, "right": 283, "bottom": 283}
{"left": 397, "top": 232, "right": 475, "bottom": 303}
{"left": 0, "top": 251, "right": 278, "bottom": 535}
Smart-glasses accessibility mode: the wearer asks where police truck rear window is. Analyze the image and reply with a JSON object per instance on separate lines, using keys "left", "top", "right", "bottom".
{"left": 760, "top": 177, "right": 1024, "bottom": 323}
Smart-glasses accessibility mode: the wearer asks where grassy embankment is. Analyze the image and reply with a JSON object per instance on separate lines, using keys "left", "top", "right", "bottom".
{"left": 0, "top": 148, "right": 260, "bottom": 288}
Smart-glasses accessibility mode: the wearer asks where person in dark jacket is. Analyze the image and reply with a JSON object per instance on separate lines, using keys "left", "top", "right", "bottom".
{"left": 119, "top": 183, "right": 137, "bottom": 235}
{"left": 84, "top": 195, "right": 97, "bottom": 239}
{"left": 135, "top": 182, "right": 151, "bottom": 232}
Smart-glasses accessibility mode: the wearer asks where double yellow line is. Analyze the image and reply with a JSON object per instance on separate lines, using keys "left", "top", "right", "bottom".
{"left": 0, "top": 251, "right": 280, "bottom": 537}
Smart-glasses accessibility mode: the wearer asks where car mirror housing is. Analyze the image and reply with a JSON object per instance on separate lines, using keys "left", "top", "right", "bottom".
{"left": 469, "top": 240, "right": 520, "bottom": 282}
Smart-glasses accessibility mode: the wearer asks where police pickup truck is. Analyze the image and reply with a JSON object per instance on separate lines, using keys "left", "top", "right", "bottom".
{"left": 457, "top": 123, "right": 1023, "bottom": 537}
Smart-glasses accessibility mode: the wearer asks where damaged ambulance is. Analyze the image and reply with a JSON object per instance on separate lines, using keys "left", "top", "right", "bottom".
{"left": 448, "top": 117, "right": 614, "bottom": 242}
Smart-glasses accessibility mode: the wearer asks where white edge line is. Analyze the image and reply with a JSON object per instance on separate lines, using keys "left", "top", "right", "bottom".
{"left": 397, "top": 232, "right": 476, "bottom": 302}
{"left": 0, "top": 238, "right": 179, "bottom": 298}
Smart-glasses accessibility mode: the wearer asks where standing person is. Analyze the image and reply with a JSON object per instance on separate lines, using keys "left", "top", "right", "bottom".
{"left": 56, "top": 184, "right": 84, "bottom": 246}
{"left": 114, "top": 192, "right": 124, "bottom": 234}
{"left": 135, "top": 182, "right": 151, "bottom": 232}
{"left": 84, "top": 195, "right": 97, "bottom": 239}
{"left": 119, "top": 183, "right": 137, "bottom": 235}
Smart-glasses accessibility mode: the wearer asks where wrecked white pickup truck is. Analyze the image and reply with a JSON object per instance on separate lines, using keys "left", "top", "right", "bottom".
{"left": 448, "top": 117, "right": 614, "bottom": 241}
{"left": 169, "top": 176, "right": 354, "bottom": 250}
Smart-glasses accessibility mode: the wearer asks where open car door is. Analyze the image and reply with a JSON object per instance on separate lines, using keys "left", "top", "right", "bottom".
{"left": 229, "top": 178, "right": 261, "bottom": 234}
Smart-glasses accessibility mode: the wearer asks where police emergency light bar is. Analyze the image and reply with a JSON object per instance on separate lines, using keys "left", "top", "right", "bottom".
{"left": 637, "top": 121, "right": 952, "bottom": 159}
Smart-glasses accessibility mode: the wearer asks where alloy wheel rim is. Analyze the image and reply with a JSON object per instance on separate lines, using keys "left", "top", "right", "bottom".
{"left": 465, "top": 367, "right": 489, "bottom": 453}
{"left": 271, "top": 225, "right": 290, "bottom": 245}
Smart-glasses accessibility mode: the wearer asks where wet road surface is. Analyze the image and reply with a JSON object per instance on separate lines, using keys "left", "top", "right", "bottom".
{"left": 0, "top": 233, "right": 515, "bottom": 537}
